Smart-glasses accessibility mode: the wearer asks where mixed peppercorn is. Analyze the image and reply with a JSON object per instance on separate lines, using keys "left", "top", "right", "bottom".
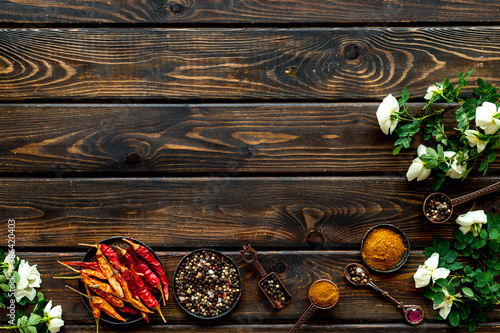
{"left": 348, "top": 265, "right": 368, "bottom": 285}
{"left": 259, "top": 273, "right": 291, "bottom": 307}
{"left": 425, "top": 193, "right": 452, "bottom": 223}
{"left": 174, "top": 250, "right": 241, "bottom": 318}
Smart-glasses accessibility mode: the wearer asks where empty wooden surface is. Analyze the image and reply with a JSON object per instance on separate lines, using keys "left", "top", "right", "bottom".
{"left": 1, "top": 0, "right": 499, "bottom": 24}
{"left": 0, "top": 27, "right": 499, "bottom": 100}
{"left": 1, "top": 0, "right": 500, "bottom": 332}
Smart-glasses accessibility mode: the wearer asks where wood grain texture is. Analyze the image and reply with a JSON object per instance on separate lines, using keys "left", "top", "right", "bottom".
{"left": 1, "top": 0, "right": 500, "bottom": 24}
{"left": 4, "top": 251, "right": 498, "bottom": 327}
{"left": 1, "top": 177, "right": 500, "bottom": 250}
{"left": 0, "top": 27, "right": 499, "bottom": 100}
{"left": 0, "top": 103, "right": 481, "bottom": 175}
{"left": 58, "top": 323, "right": 500, "bottom": 333}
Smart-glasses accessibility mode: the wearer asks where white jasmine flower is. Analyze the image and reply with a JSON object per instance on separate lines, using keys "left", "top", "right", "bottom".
{"left": 424, "top": 85, "right": 443, "bottom": 101}
{"left": 465, "top": 129, "right": 487, "bottom": 153}
{"left": 456, "top": 210, "right": 487, "bottom": 236}
{"left": 433, "top": 288, "right": 460, "bottom": 319}
{"left": 43, "top": 300, "right": 64, "bottom": 333}
{"left": 407, "top": 144, "right": 431, "bottom": 181}
{"left": 376, "top": 94, "right": 399, "bottom": 135}
{"left": 14, "top": 260, "right": 41, "bottom": 302}
{"left": 476, "top": 102, "right": 500, "bottom": 135}
{"left": 444, "top": 151, "right": 467, "bottom": 179}
{"left": 413, "top": 253, "right": 450, "bottom": 288}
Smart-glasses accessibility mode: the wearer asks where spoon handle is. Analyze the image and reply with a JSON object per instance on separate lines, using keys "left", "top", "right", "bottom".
{"left": 288, "top": 303, "right": 317, "bottom": 333}
{"left": 366, "top": 281, "right": 403, "bottom": 308}
{"left": 451, "top": 181, "right": 500, "bottom": 206}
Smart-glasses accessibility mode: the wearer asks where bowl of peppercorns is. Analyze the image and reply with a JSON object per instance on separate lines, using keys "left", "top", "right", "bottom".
{"left": 173, "top": 249, "right": 242, "bottom": 319}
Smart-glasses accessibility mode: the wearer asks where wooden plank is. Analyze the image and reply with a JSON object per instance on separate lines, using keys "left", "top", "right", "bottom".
{"left": 59, "top": 323, "right": 500, "bottom": 333}
{"left": 5, "top": 252, "right": 499, "bottom": 325}
{"left": 0, "top": 27, "right": 499, "bottom": 100}
{"left": 1, "top": 103, "right": 482, "bottom": 175}
{"left": 1, "top": 0, "right": 500, "bottom": 24}
{"left": 1, "top": 177, "right": 499, "bottom": 250}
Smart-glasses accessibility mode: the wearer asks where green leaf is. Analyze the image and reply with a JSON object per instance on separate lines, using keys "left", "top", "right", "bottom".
{"left": 435, "top": 278, "right": 448, "bottom": 287}
{"left": 464, "top": 232, "right": 474, "bottom": 244}
{"left": 393, "top": 145, "right": 403, "bottom": 155}
{"left": 449, "top": 310, "right": 460, "bottom": 327}
{"left": 26, "top": 326, "right": 37, "bottom": 333}
{"left": 462, "top": 287, "right": 474, "bottom": 297}
{"left": 13, "top": 271, "right": 20, "bottom": 284}
{"left": 489, "top": 229, "right": 499, "bottom": 240}
{"left": 446, "top": 284, "right": 456, "bottom": 296}
{"left": 448, "top": 261, "right": 464, "bottom": 271}
{"left": 437, "top": 240, "right": 450, "bottom": 256}
{"left": 491, "top": 283, "right": 500, "bottom": 292}
{"left": 434, "top": 291, "right": 445, "bottom": 305}
{"left": 444, "top": 250, "right": 458, "bottom": 263}
{"left": 490, "top": 240, "right": 499, "bottom": 253}
{"left": 424, "top": 246, "right": 437, "bottom": 257}
{"left": 454, "top": 242, "right": 467, "bottom": 251}
{"left": 423, "top": 288, "right": 436, "bottom": 299}
{"left": 468, "top": 318, "right": 477, "bottom": 332}
{"left": 0, "top": 283, "right": 9, "bottom": 292}
{"left": 480, "top": 229, "right": 488, "bottom": 239}
{"left": 476, "top": 280, "right": 486, "bottom": 288}
{"left": 27, "top": 314, "right": 41, "bottom": 326}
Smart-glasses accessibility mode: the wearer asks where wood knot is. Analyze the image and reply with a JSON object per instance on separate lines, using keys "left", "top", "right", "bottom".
{"left": 307, "top": 230, "right": 325, "bottom": 249}
{"left": 272, "top": 262, "right": 286, "bottom": 274}
{"left": 125, "top": 152, "right": 141, "bottom": 166}
{"left": 490, "top": 206, "right": 498, "bottom": 215}
{"left": 344, "top": 44, "right": 360, "bottom": 60}
{"left": 170, "top": 4, "right": 185, "bottom": 14}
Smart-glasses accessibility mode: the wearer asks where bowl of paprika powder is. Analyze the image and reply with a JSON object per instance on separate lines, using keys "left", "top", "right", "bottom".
{"left": 361, "top": 224, "right": 409, "bottom": 273}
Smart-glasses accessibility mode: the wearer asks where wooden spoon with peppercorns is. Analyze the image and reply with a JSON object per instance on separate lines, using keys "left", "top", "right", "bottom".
{"left": 344, "top": 263, "right": 424, "bottom": 325}
{"left": 424, "top": 181, "right": 500, "bottom": 223}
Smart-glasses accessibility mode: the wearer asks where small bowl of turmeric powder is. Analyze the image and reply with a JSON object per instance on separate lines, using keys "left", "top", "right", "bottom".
{"left": 361, "top": 224, "right": 409, "bottom": 273}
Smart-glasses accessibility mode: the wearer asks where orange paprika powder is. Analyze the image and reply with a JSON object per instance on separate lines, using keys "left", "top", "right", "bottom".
{"left": 362, "top": 227, "right": 406, "bottom": 271}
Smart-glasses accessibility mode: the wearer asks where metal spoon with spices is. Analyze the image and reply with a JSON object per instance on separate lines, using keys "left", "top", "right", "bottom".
{"left": 344, "top": 263, "right": 424, "bottom": 325}
{"left": 424, "top": 181, "right": 500, "bottom": 223}
{"left": 288, "top": 279, "right": 339, "bottom": 333}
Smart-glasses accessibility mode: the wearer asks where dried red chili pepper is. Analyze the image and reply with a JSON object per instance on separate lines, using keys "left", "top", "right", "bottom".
{"left": 66, "top": 285, "right": 126, "bottom": 322}
{"left": 81, "top": 271, "right": 118, "bottom": 297}
{"left": 113, "top": 269, "right": 153, "bottom": 314}
{"left": 84, "top": 284, "right": 100, "bottom": 333}
{"left": 95, "top": 244, "right": 124, "bottom": 298}
{"left": 128, "top": 248, "right": 162, "bottom": 291}
{"left": 116, "top": 305, "right": 140, "bottom": 315}
{"left": 79, "top": 243, "right": 122, "bottom": 266}
{"left": 123, "top": 238, "right": 168, "bottom": 304}
{"left": 130, "top": 266, "right": 166, "bottom": 323}
{"left": 60, "top": 261, "right": 101, "bottom": 270}
{"left": 91, "top": 287, "right": 124, "bottom": 308}
{"left": 81, "top": 268, "right": 106, "bottom": 281}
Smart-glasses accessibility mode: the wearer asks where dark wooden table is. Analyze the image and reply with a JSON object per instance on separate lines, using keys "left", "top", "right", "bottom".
{"left": 1, "top": 1, "right": 500, "bottom": 332}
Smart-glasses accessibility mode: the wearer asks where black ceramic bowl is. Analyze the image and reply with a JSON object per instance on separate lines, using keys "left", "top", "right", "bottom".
{"left": 77, "top": 236, "right": 164, "bottom": 325}
{"left": 173, "top": 248, "right": 242, "bottom": 319}
{"left": 361, "top": 224, "right": 410, "bottom": 273}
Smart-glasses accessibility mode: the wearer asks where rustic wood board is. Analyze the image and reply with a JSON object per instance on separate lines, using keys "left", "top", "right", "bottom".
{"left": 1, "top": 177, "right": 499, "bottom": 250}
{"left": 1, "top": 0, "right": 499, "bottom": 24}
{"left": 1, "top": 27, "right": 499, "bottom": 100}
{"left": 2, "top": 103, "right": 489, "bottom": 175}
{"left": 6, "top": 251, "right": 499, "bottom": 326}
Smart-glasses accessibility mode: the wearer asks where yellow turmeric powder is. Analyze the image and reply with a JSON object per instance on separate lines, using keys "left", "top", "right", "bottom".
{"left": 309, "top": 280, "right": 339, "bottom": 308}
{"left": 362, "top": 226, "right": 406, "bottom": 271}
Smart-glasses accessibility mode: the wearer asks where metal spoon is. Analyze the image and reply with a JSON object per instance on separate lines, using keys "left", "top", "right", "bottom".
{"left": 423, "top": 181, "right": 500, "bottom": 223}
{"left": 288, "top": 279, "right": 339, "bottom": 333}
{"left": 344, "top": 263, "right": 424, "bottom": 325}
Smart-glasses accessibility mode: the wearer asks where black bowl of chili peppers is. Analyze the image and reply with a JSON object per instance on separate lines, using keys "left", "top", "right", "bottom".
{"left": 75, "top": 236, "right": 167, "bottom": 325}
{"left": 173, "top": 248, "right": 242, "bottom": 319}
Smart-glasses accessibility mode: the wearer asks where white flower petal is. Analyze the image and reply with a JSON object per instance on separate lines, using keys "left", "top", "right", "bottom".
{"left": 48, "top": 318, "right": 64, "bottom": 333}
{"left": 413, "top": 265, "right": 432, "bottom": 288}
{"left": 417, "top": 144, "right": 427, "bottom": 156}
{"left": 424, "top": 253, "right": 440, "bottom": 270}
{"left": 376, "top": 94, "right": 399, "bottom": 135}
{"left": 417, "top": 167, "right": 431, "bottom": 181}
{"left": 431, "top": 267, "right": 451, "bottom": 282}
{"left": 476, "top": 102, "right": 500, "bottom": 135}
